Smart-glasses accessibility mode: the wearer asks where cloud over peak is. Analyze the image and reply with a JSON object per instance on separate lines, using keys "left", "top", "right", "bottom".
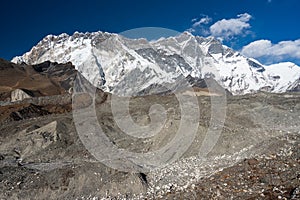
{"left": 209, "top": 13, "right": 252, "bottom": 41}
{"left": 241, "top": 39, "right": 300, "bottom": 63}
{"left": 188, "top": 15, "right": 212, "bottom": 35}
{"left": 188, "top": 13, "right": 253, "bottom": 41}
{"left": 187, "top": 11, "right": 300, "bottom": 65}
{"left": 192, "top": 15, "right": 212, "bottom": 28}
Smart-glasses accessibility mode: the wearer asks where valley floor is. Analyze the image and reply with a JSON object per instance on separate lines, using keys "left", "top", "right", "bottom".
{"left": 0, "top": 91, "right": 299, "bottom": 199}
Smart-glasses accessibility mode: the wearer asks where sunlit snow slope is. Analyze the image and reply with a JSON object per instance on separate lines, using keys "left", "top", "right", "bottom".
{"left": 12, "top": 31, "right": 300, "bottom": 95}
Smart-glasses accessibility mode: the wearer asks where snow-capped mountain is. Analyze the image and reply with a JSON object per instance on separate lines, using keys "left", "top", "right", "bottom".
{"left": 12, "top": 31, "right": 300, "bottom": 95}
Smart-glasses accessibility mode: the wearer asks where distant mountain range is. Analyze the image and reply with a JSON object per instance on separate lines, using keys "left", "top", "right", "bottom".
{"left": 12, "top": 31, "right": 300, "bottom": 95}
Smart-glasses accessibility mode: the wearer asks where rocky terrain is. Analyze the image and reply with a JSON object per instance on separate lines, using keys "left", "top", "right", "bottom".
{"left": 0, "top": 58, "right": 76, "bottom": 101}
{"left": 160, "top": 134, "right": 300, "bottom": 199}
{"left": 0, "top": 58, "right": 299, "bottom": 199}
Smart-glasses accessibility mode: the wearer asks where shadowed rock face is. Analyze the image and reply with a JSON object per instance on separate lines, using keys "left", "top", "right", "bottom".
{"left": 0, "top": 58, "right": 299, "bottom": 199}
{"left": 0, "top": 59, "right": 77, "bottom": 101}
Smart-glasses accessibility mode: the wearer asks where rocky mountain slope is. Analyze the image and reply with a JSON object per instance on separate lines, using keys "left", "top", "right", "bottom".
{"left": 0, "top": 59, "right": 76, "bottom": 101}
{"left": 12, "top": 31, "right": 300, "bottom": 95}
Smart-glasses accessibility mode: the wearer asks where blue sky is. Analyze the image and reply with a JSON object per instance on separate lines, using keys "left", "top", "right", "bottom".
{"left": 1, "top": 0, "right": 300, "bottom": 65}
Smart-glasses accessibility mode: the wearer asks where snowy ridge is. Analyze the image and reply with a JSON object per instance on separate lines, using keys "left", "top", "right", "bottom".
{"left": 12, "top": 31, "right": 300, "bottom": 95}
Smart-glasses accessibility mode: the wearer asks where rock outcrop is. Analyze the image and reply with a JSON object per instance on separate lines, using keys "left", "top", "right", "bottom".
{"left": 11, "top": 89, "right": 33, "bottom": 102}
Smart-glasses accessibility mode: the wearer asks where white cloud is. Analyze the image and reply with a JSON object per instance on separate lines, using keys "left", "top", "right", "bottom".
{"left": 186, "top": 28, "right": 196, "bottom": 33}
{"left": 188, "top": 15, "right": 212, "bottom": 35}
{"left": 209, "top": 13, "right": 252, "bottom": 40}
{"left": 241, "top": 40, "right": 272, "bottom": 58}
{"left": 191, "top": 18, "right": 198, "bottom": 22}
{"left": 241, "top": 39, "right": 300, "bottom": 63}
{"left": 192, "top": 16, "right": 212, "bottom": 28}
{"left": 187, "top": 12, "right": 300, "bottom": 64}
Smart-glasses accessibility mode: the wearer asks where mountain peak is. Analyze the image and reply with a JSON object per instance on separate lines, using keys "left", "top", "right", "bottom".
{"left": 11, "top": 30, "right": 300, "bottom": 95}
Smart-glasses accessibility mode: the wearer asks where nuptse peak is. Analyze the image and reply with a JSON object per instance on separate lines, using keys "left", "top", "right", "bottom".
{"left": 12, "top": 31, "right": 300, "bottom": 95}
